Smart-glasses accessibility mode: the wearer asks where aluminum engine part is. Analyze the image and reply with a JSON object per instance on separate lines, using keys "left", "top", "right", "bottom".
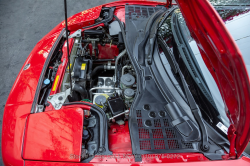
{"left": 92, "top": 76, "right": 117, "bottom": 102}
{"left": 47, "top": 88, "right": 71, "bottom": 110}
{"left": 97, "top": 77, "right": 115, "bottom": 93}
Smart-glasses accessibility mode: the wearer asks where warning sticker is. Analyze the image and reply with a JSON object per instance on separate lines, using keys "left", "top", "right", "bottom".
{"left": 67, "top": 63, "right": 72, "bottom": 70}
{"left": 81, "top": 63, "right": 86, "bottom": 70}
{"left": 216, "top": 122, "right": 228, "bottom": 135}
{"left": 52, "top": 75, "right": 59, "bottom": 91}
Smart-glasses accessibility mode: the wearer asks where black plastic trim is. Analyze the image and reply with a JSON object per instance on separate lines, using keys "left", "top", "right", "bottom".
{"left": 63, "top": 102, "right": 112, "bottom": 156}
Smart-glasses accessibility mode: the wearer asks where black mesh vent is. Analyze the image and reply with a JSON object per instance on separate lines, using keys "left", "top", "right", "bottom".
{"left": 137, "top": 119, "right": 143, "bottom": 127}
{"left": 148, "top": 8, "right": 154, "bottom": 16}
{"left": 136, "top": 110, "right": 142, "bottom": 117}
{"left": 152, "top": 129, "right": 163, "bottom": 138}
{"left": 182, "top": 141, "right": 193, "bottom": 149}
{"left": 142, "top": 7, "right": 148, "bottom": 17}
{"left": 134, "top": 108, "right": 194, "bottom": 152}
{"left": 154, "top": 119, "right": 161, "bottom": 127}
{"left": 127, "top": 5, "right": 161, "bottom": 19}
{"left": 165, "top": 128, "right": 176, "bottom": 138}
{"left": 134, "top": 107, "right": 194, "bottom": 152}
{"left": 154, "top": 140, "right": 165, "bottom": 149}
{"left": 168, "top": 140, "right": 180, "bottom": 149}
{"left": 139, "top": 128, "right": 150, "bottom": 139}
{"left": 140, "top": 140, "right": 151, "bottom": 150}
{"left": 163, "top": 119, "right": 169, "bottom": 127}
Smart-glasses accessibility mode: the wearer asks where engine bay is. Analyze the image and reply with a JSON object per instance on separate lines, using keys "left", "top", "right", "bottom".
{"left": 36, "top": 7, "right": 138, "bottom": 161}
{"left": 35, "top": 5, "right": 228, "bottom": 163}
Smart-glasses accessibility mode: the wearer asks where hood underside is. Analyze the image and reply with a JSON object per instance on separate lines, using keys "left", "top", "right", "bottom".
{"left": 175, "top": 0, "right": 250, "bottom": 157}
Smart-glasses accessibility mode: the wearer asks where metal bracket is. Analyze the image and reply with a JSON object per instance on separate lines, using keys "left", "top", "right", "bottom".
{"left": 109, "top": 110, "right": 129, "bottom": 121}
{"left": 35, "top": 105, "right": 44, "bottom": 113}
{"left": 87, "top": 38, "right": 100, "bottom": 56}
{"left": 69, "top": 29, "right": 82, "bottom": 38}
{"left": 47, "top": 88, "right": 71, "bottom": 110}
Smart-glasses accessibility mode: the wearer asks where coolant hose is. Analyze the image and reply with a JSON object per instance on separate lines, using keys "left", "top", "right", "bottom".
{"left": 91, "top": 65, "right": 105, "bottom": 78}
{"left": 73, "top": 84, "right": 88, "bottom": 99}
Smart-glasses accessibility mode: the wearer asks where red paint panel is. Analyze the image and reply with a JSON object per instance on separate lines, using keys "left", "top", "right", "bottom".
{"left": 66, "top": 5, "right": 102, "bottom": 31}
{"left": 22, "top": 108, "right": 84, "bottom": 162}
{"left": 88, "top": 44, "right": 119, "bottom": 59}
{"left": 114, "top": 7, "right": 126, "bottom": 23}
{"left": 24, "top": 156, "right": 250, "bottom": 165}
{"left": 108, "top": 121, "right": 132, "bottom": 153}
{"left": 175, "top": 0, "right": 250, "bottom": 157}
{"left": 103, "top": 0, "right": 167, "bottom": 7}
{"left": 89, "top": 153, "right": 209, "bottom": 164}
{"left": 2, "top": 30, "right": 60, "bottom": 166}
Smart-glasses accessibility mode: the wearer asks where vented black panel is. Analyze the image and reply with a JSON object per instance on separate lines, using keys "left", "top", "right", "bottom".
{"left": 126, "top": 5, "right": 196, "bottom": 155}
{"left": 182, "top": 141, "right": 194, "bottom": 149}
{"left": 132, "top": 103, "right": 195, "bottom": 154}
{"left": 127, "top": 5, "right": 162, "bottom": 20}
{"left": 136, "top": 107, "right": 183, "bottom": 151}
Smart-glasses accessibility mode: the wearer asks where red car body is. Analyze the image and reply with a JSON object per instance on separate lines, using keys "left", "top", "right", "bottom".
{"left": 2, "top": 0, "right": 250, "bottom": 165}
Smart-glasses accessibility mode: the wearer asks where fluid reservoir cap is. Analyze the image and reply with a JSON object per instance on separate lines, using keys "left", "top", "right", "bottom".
{"left": 95, "top": 95, "right": 107, "bottom": 106}
{"left": 43, "top": 79, "right": 50, "bottom": 85}
{"left": 124, "top": 88, "right": 135, "bottom": 97}
{"left": 121, "top": 74, "right": 135, "bottom": 87}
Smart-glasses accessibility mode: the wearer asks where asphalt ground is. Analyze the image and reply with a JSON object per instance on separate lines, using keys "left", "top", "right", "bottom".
{"left": 0, "top": 0, "right": 249, "bottom": 165}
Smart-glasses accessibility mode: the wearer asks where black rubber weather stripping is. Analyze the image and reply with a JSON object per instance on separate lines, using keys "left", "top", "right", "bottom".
{"left": 63, "top": 102, "right": 112, "bottom": 155}
{"left": 138, "top": 9, "right": 165, "bottom": 66}
{"left": 30, "top": 29, "right": 66, "bottom": 114}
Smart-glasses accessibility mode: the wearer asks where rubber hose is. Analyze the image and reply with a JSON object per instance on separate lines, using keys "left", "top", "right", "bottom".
{"left": 91, "top": 65, "right": 105, "bottom": 78}
{"left": 73, "top": 84, "right": 88, "bottom": 99}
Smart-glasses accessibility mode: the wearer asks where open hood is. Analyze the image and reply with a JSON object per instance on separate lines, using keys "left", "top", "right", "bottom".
{"left": 174, "top": 0, "right": 250, "bottom": 158}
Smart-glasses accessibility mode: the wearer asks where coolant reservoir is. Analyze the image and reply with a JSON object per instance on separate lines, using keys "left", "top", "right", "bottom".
{"left": 120, "top": 74, "right": 135, "bottom": 89}
{"left": 124, "top": 88, "right": 135, "bottom": 102}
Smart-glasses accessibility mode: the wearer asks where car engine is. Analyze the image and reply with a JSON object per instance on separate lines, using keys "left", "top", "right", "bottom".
{"left": 36, "top": 7, "right": 137, "bottom": 161}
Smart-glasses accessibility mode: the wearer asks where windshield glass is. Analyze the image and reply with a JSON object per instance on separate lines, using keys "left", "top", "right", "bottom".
{"left": 158, "top": 6, "right": 250, "bottom": 130}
